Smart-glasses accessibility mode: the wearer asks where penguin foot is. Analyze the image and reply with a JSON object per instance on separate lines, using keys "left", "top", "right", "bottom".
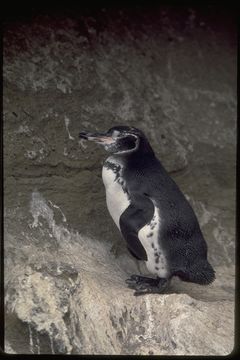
{"left": 125, "top": 275, "right": 169, "bottom": 296}
{"left": 126, "top": 274, "right": 159, "bottom": 287}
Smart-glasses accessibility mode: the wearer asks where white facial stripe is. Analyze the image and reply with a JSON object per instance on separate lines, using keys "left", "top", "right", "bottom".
{"left": 125, "top": 133, "right": 138, "bottom": 138}
{"left": 115, "top": 133, "right": 139, "bottom": 154}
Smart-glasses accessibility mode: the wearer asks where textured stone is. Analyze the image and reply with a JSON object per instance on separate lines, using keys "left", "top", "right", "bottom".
{"left": 4, "top": 4, "right": 236, "bottom": 355}
{"left": 4, "top": 192, "right": 235, "bottom": 354}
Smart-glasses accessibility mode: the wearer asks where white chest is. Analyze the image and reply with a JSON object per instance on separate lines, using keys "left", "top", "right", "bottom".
{"left": 138, "top": 203, "right": 168, "bottom": 278}
{"left": 102, "top": 159, "right": 130, "bottom": 229}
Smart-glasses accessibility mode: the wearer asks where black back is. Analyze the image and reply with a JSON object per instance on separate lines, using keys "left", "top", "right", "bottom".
{"left": 118, "top": 147, "right": 215, "bottom": 284}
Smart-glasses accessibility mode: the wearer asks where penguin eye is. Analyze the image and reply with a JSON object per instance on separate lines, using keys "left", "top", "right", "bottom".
{"left": 112, "top": 130, "right": 121, "bottom": 139}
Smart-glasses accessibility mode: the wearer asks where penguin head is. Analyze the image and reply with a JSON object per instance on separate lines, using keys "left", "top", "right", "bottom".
{"left": 79, "top": 125, "right": 154, "bottom": 156}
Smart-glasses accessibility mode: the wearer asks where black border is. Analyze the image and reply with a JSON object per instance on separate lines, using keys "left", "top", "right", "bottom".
{"left": 1, "top": 1, "right": 239, "bottom": 358}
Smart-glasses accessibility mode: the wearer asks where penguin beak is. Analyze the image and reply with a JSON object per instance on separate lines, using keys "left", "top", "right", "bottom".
{"left": 79, "top": 131, "right": 115, "bottom": 145}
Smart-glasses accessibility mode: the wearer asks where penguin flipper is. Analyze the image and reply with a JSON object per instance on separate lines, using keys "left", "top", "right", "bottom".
{"left": 119, "top": 193, "right": 154, "bottom": 261}
{"left": 127, "top": 246, "right": 143, "bottom": 260}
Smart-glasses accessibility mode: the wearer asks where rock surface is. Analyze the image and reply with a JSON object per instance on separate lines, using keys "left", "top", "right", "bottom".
{"left": 3, "top": 4, "right": 236, "bottom": 355}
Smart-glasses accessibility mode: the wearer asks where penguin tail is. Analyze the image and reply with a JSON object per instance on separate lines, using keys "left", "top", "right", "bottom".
{"left": 177, "top": 260, "right": 216, "bottom": 285}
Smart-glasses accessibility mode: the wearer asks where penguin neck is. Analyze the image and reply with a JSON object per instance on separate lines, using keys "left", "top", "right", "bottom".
{"left": 137, "top": 138, "right": 155, "bottom": 156}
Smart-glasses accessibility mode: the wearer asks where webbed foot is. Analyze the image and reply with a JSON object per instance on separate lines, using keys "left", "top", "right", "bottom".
{"left": 125, "top": 274, "right": 170, "bottom": 296}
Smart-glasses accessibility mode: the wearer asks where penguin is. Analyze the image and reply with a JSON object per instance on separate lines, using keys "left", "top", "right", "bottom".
{"left": 79, "top": 125, "right": 215, "bottom": 295}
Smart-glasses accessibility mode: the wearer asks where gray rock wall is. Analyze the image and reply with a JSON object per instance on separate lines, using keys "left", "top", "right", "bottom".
{"left": 3, "top": 4, "right": 236, "bottom": 355}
